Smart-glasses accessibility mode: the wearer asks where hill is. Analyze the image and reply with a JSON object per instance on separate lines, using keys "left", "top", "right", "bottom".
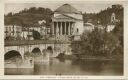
{"left": 4, "top": 7, "right": 53, "bottom": 27}
{"left": 83, "top": 4, "right": 123, "bottom": 25}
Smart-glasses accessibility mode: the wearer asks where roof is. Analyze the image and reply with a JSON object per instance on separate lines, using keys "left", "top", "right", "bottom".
{"left": 84, "top": 23, "right": 94, "bottom": 26}
{"left": 54, "top": 4, "right": 80, "bottom": 14}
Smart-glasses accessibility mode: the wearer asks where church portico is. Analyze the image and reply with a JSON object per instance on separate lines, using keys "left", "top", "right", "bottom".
{"left": 52, "top": 21, "right": 75, "bottom": 36}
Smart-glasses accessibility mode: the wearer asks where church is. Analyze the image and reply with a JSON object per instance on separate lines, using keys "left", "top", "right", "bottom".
{"left": 51, "top": 4, "right": 84, "bottom": 41}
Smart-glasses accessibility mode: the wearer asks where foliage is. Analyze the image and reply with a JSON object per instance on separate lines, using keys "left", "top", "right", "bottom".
{"left": 112, "top": 21, "right": 123, "bottom": 47}
{"left": 81, "top": 28, "right": 105, "bottom": 56}
{"left": 57, "top": 53, "right": 65, "bottom": 58}
{"left": 71, "top": 27, "right": 121, "bottom": 57}
{"left": 32, "top": 30, "right": 41, "bottom": 40}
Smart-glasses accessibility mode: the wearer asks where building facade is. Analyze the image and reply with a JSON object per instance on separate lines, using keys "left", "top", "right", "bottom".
{"left": 51, "top": 4, "right": 84, "bottom": 40}
{"left": 4, "top": 25, "right": 22, "bottom": 40}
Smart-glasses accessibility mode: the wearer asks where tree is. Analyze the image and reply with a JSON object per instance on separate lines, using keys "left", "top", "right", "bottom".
{"left": 82, "top": 28, "right": 105, "bottom": 56}
{"left": 112, "top": 21, "right": 123, "bottom": 57}
{"left": 71, "top": 27, "right": 120, "bottom": 58}
{"left": 112, "top": 21, "right": 123, "bottom": 47}
{"left": 32, "top": 30, "right": 41, "bottom": 40}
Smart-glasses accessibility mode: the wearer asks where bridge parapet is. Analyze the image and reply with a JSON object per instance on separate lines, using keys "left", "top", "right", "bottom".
{"left": 5, "top": 40, "right": 71, "bottom": 46}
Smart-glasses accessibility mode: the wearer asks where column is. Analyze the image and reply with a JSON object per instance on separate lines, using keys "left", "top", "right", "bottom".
{"left": 66, "top": 22, "right": 68, "bottom": 35}
{"left": 55, "top": 22, "right": 56, "bottom": 35}
{"left": 53, "top": 22, "right": 54, "bottom": 35}
{"left": 60, "top": 22, "right": 62, "bottom": 35}
{"left": 70, "top": 22, "right": 72, "bottom": 35}
{"left": 71, "top": 22, "right": 75, "bottom": 35}
{"left": 68, "top": 22, "right": 70, "bottom": 35}
{"left": 54, "top": 22, "right": 56, "bottom": 35}
{"left": 56, "top": 22, "right": 58, "bottom": 35}
{"left": 59, "top": 22, "right": 60, "bottom": 35}
{"left": 64, "top": 22, "right": 66, "bottom": 35}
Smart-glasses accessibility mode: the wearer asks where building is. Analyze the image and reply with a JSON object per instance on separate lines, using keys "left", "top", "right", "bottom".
{"left": 4, "top": 25, "right": 22, "bottom": 40}
{"left": 21, "top": 30, "right": 33, "bottom": 40}
{"left": 111, "top": 13, "right": 116, "bottom": 23}
{"left": 95, "top": 12, "right": 118, "bottom": 32}
{"left": 84, "top": 22, "right": 94, "bottom": 32}
{"left": 51, "top": 4, "right": 84, "bottom": 41}
{"left": 107, "top": 12, "right": 117, "bottom": 32}
{"left": 29, "top": 27, "right": 41, "bottom": 33}
{"left": 21, "top": 26, "right": 42, "bottom": 40}
{"left": 21, "top": 25, "right": 51, "bottom": 40}
{"left": 107, "top": 23, "right": 115, "bottom": 32}
{"left": 5, "top": 24, "right": 50, "bottom": 40}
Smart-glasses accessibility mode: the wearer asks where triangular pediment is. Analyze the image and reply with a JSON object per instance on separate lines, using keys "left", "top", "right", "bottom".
{"left": 54, "top": 14, "right": 74, "bottom": 20}
{"left": 52, "top": 14, "right": 82, "bottom": 22}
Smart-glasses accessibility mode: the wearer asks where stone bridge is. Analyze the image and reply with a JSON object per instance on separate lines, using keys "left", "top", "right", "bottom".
{"left": 4, "top": 43, "right": 72, "bottom": 60}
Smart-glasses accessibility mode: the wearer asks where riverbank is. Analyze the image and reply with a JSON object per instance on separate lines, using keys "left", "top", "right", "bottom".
{"left": 56, "top": 53, "right": 77, "bottom": 60}
{"left": 56, "top": 54, "right": 123, "bottom": 62}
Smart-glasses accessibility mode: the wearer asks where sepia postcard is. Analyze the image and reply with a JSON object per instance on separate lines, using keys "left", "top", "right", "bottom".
{"left": 0, "top": 0, "right": 128, "bottom": 79}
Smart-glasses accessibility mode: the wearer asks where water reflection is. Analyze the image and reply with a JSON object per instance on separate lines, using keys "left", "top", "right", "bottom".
{"left": 5, "top": 68, "right": 34, "bottom": 75}
{"left": 5, "top": 58, "right": 123, "bottom": 75}
{"left": 72, "top": 59, "right": 123, "bottom": 75}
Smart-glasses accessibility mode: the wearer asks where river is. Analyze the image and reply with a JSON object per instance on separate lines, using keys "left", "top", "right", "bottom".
{"left": 5, "top": 58, "right": 123, "bottom": 75}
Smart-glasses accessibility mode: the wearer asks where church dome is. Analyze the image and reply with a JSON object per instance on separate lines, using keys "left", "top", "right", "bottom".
{"left": 54, "top": 4, "right": 80, "bottom": 14}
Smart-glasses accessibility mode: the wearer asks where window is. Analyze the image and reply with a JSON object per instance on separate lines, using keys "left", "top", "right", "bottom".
{"left": 9, "top": 27, "right": 11, "bottom": 31}
{"left": 113, "top": 17, "right": 114, "bottom": 21}
{"left": 77, "top": 28, "right": 79, "bottom": 33}
{"left": 5, "top": 27, "right": 8, "bottom": 31}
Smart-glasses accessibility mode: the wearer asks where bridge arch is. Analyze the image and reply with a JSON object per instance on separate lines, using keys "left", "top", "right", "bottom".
{"left": 47, "top": 46, "right": 53, "bottom": 54}
{"left": 31, "top": 47, "right": 42, "bottom": 55}
{"left": 42, "top": 46, "right": 54, "bottom": 57}
{"left": 47, "top": 46, "right": 53, "bottom": 51}
{"left": 4, "top": 50, "right": 22, "bottom": 60}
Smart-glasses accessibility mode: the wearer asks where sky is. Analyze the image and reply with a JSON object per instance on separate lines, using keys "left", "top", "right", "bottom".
{"left": 4, "top": 1, "right": 124, "bottom": 14}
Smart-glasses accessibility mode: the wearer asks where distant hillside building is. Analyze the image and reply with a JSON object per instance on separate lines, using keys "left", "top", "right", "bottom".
{"left": 111, "top": 13, "right": 116, "bottom": 23}
{"left": 21, "top": 29, "right": 33, "bottom": 40}
{"left": 107, "top": 12, "right": 118, "bottom": 32}
{"left": 52, "top": 4, "right": 84, "bottom": 41}
{"left": 107, "top": 23, "right": 115, "bottom": 32}
{"left": 4, "top": 25, "right": 22, "bottom": 40}
{"left": 84, "top": 22, "right": 94, "bottom": 32}
{"left": 21, "top": 26, "right": 48, "bottom": 40}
